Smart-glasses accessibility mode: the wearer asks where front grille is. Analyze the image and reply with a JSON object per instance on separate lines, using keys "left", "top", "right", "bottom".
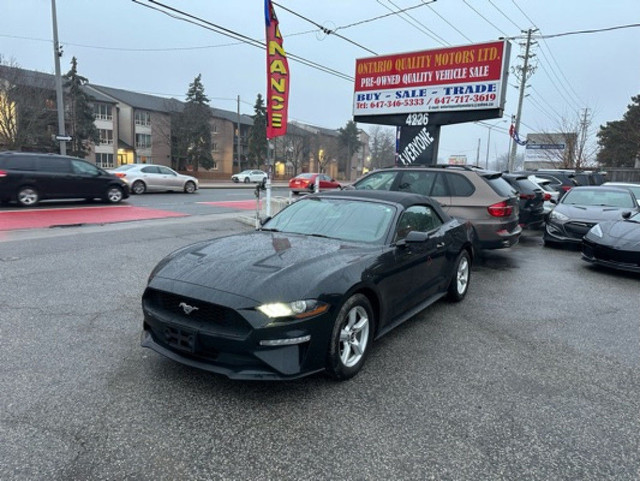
{"left": 564, "top": 221, "right": 596, "bottom": 240}
{"left": 143, "top": 288, "right": 251, "bottom": 337}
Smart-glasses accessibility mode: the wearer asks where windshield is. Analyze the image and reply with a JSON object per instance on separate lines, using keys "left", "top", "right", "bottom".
{"left": 263, "top": 198, "right": 396, "bottom": 244}
{"left": 561, "top": 189, "right": 635, "bottom": 208}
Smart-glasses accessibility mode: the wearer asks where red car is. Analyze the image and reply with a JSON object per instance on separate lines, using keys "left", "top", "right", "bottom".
{"left": 289, "top": 173, "right": 342, "bottom": 195}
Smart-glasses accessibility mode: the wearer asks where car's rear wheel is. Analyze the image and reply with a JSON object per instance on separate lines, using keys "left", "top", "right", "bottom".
{"left": 104, "top": 186, "right": 124, "bottom": 204}
{"left": 132, "top": 180, "right": 146, "bottom": 195}
{"left": 326, "top": 294, "right": 374, "bottom": 380}
{"left": 17, "top": 186, "right": 39, "bottom": 207}
{"left": 447, "top": 250, "right": 471, "bottom": 302}
{"left": 184, "top": 181, "right": 196, "bottom": 194}
{"left": 244, "top": 177, "right": 250, "bottom": 184}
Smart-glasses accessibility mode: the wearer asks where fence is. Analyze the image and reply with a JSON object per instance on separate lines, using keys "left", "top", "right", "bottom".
{"left": 605, "top": 168, "right": 640, "bottom": 183}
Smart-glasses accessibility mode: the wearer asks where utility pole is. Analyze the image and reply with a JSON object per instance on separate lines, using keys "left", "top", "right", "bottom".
{"left": 576, "top": 107, "right": 590, "bottom": 169}
{"left": 51, "top": 0, "right": 67, "bottom": 155}
{"left": 236, "top": 95, "right": 241, "bottom": 172}
{"left": 508, "top": 28, "right": 537, "bottom": 172}
{"left": 475, "top": 138, "right": 481, "bottom": 166}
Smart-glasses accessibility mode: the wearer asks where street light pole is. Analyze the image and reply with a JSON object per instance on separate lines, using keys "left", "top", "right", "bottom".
{"left": 51, "top": 0, "right": 66, "bottom": 155}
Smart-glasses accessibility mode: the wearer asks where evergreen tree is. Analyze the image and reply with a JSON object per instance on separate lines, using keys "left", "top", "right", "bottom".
{"left": 597, "top": 94, "right": 640, "bottom": 167}
{"left": 338, "top": 120, "right": 363, "bottom": 179}
{"left": 248, "top": 94, "right": 267, "bottom": 169}
{"left": 64, "top": 57, "right": 99, "bottom": 158}
{"left": 179, "top": 74, "right": 213, "bottom": 171}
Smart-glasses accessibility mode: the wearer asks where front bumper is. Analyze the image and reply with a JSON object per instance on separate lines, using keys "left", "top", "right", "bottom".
{"left": 581, "top": 238, "right": 640, "bottom": 273}
{"left": 141, "top": 286, "right": 335, "bottom": 380}
{"left": 544, "top": 220, "right": 595, "bottom": 245}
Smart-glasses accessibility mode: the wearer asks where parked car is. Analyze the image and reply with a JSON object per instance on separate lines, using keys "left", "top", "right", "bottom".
{"left": 502, "top": 173, "right": 545, "bottom": 229}
{"left": 582, "top": 211, "right": 640, "bottom": 273}
{"left": 529, "top": 175, "right": 559, "bottom": 215}
{"left": 602, "top": 182, "right": 640, "bottom": 205}
{"left": 573, "top": 171, "right": 607, "bottom": 186}
{"left": 516, "top": 170, "right": 579, "bottom": 197}
{"left": 351, "top": 165, "right": 521, "bottom": 249}
{"left": 289, "top": 173, "right": 342, "bottom": 195}
{"left": 0, "top": 151, "right": 129, "bottom": 207}
{"left": 141, "top": 190, "right": 474, "bottom": 380}
{"left": 110, "top": 164, "right": 198, "bottom": 195}
{"left": 544, "top": 186, "right": 640, "bottom": 247}
{"left": 231, "top": 169, "right": 268, "bottom": 184}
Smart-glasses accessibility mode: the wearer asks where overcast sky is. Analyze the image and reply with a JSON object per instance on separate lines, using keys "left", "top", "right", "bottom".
{"left": 1, "top": 0, "right": 639, "bottom": 165}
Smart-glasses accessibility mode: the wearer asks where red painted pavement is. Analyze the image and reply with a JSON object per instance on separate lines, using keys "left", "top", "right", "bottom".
{"left": 0, "top": 205, "right": 188, "bottom": 231}
{"left": 198, "top": 200, "right": 260, "bottom": 210}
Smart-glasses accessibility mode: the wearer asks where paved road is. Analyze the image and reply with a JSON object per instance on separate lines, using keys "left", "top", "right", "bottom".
{"left": 0, "top": 216, "right": 638, "bottom": 480}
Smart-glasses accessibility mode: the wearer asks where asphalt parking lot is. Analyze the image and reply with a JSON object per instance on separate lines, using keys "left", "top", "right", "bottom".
{"left": 0, "top": 217, "right": 638, "bottom": 480}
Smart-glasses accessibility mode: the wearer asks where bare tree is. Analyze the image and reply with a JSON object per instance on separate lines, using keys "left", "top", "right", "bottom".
{"left": 0, "top": 58, "right": 57, "bottom": 152}
{"left": 530, "top": 109, "right": 599, "bottom": 169}
{"left": 368, "top": 125, "right": 396, "bottom": 169}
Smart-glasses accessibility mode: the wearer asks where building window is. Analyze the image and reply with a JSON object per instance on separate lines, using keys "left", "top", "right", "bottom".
{"left": 135, "top": 133, "right": 151, "bottom": 149}
{"left": 94, "top": 103, "right": 113, "bottom": 120}
{"left": 211, "top": 160, "right": 218, "bottom": 170}
{"left": 136, "top": 155, "right": 150, "bottom": 164}
{"left": 212, "top": 123, "right": 218, "bottom": 134}
{"left": 95, "top": 153, "right": 115, "bottom": 168}
{"left": 135, "top": 110, "right": 151, "bottom": 126}
{"left": 99, "top": 129, "right": 113, "bottom": 145}
{"left": 212, "top": 142, "right": 218, "bottom": 152}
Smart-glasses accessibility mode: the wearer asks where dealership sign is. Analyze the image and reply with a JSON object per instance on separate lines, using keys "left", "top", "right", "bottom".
{"left": 353, "top": 40, "right": 510, "bottom": 117}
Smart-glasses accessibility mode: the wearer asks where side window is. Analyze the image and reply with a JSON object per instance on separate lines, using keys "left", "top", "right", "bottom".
{"left": 395, "top": 205, "right": 443, "bottom": 240}
{"left": 38, "top": 157, "right": 71, "bottom": 173}
{"left": 430, "top": 172, "right": 449, "bottom": 196}
{"left": 355, "top": 171, "right": 398, "bottom": 191}
{"left": 2, "top": 156, "right": 36, "bottom": 170}
{"left": 71, "top": 160, "right": 100, "bottom": 175}
{"left": 158, "top": 166, "right": 175, "bottom": 175}
{"left": 446, "top": 173, "right": 475, "bottom": 197}
{"left": 397, "top": 171, "right": 438, "bottom": 196}
{"left": 141, "top": 166, "right": 160, "bottom": 174}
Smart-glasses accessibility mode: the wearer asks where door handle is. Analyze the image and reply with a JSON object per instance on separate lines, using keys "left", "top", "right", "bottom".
{"left": 436, "top": 242, "right": 445, "bottom": 249}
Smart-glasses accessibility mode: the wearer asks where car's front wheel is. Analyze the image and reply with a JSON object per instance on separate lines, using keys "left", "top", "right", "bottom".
{"left": 17, "top": 186, "right": 39, "bottom": 207}
{"left": 104, "top": 186, "right": 124, "bottom": 204}
{"left": 132, "top": 180, "right": 146, "bottom": 195}
{"left": 447, "top": 250, "right": 471, "bottom": 302}
{"left": 326, "top": 294, "right": 374, "bottom": 380}
{"left": 184, "top": 181, "right": 196, "bottom": 194}
{"left": 244, "top": 177, "right": 250, "bottom": 184}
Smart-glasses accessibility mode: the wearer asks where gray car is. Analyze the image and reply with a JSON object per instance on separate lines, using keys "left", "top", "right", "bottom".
{"left": 544, "top": 186, "right": 640, "bottom": 246}
{"left": 111, "top": 164, "right": 198, "bottom": 195}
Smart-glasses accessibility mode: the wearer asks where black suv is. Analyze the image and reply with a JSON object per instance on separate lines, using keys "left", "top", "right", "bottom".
{"left": 516, "top": 170, "right": 579, "bottom": 197}
{"left": 351, "top": 165, "right": 522, "bottom": 249}
{"left": 0, "top": 151, "right": 129, "bottom": 207}
{"left": 502, "top": 173, "right": 545, "bottom": 229}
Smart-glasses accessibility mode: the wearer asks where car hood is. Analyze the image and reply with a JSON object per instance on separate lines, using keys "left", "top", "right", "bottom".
{"left": 151, "top": 231, "right": 378, "bottom": 302}
{"left": 556, "top": 204, "right": 634, "bottom": 222}
{"left": 596, "top": 220, "right": 640, "bottom": 249}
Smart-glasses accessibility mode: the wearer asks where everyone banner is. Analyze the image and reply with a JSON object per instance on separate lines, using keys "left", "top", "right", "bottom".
{"left": 265, "top": 0, "right": 289, "bottom": 138}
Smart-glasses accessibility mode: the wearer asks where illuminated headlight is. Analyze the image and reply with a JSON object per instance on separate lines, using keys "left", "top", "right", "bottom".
{"left": 588, "top": 224, "right": 603, "bottom": 238}
{"left": 257, "top": 300, "right": 329, "bottom": 319}
{"left": 549, "top": 210, "right": 569, "bottom": 221}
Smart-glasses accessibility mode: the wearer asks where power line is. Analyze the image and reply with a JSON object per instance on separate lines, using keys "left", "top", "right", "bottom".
{"left": 421, "top": 1, "right": 473, "bottom": 43}
{"left": 462, "top": 0, "right": 509, "bottom": 37}
{"left": 133, "top": 0, "right": 354, "bottom": 82}
{"left": 333, "top": 0, "right": 436, "bottom": 31}
{"left": 272, "top": 2, "right": 378, "bottom": 55}
{"left": 377, "top": 0, "right": 449, "bottom": 46}
{"left": 487, "top": 0, "right": 522, "bottom": 31}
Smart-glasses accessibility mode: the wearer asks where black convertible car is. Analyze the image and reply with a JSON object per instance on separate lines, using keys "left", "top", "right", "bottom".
{"left": 582, "top": 211, "right": 640, "bottom": 273}
{"left": 141, "top": 190, "right": 475, "bottom": 380}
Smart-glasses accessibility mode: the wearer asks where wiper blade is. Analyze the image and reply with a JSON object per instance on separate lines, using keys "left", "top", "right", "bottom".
{"left": 308, "top": 233, "right": 334, "bottom": 239}
{"left": 260, "top": 227, "right": 280, "bottom": 232}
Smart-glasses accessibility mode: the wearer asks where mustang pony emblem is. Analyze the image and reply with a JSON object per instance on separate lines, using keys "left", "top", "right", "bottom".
{"left": 179, "top": 302, "right": 199, "bottom": 315}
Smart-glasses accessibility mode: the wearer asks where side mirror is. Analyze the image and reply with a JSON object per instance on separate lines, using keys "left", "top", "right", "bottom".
{"left": 622, "top": 211, "right": 632, "bottom": 219}
{"left": 396, "top": 230, "right": 428, "bottom": 248}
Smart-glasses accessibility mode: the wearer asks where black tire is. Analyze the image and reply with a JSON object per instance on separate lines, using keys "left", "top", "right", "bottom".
{"left": 184, "top": 181, "right": 196, "bottom": 194}
{"left": 447, "top": 250, "right": 471, "bottom": 302}
{"left": 244, "top": 177, "right": 250, "bottom": 184}
{"left": 232, "top": 178, "right": 239, "bottom": 183}
{"left": 326, "top": 294, "right": 375, "bottom": 380}
{"left": 104, "top": 186, "right": 124, "bottom": 204}
{"left": 292, "top": 190, "right": 299, "bottom": 195}
{"left": 132, "top": 180, "right": 146, "bottom": 195}
{"left": 17, "top": 186, "right": 39, "bottom": 207}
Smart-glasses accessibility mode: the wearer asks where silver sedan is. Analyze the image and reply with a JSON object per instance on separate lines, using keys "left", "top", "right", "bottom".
{"left": 111, "top": 164, "right": 198, "bottom": 195}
